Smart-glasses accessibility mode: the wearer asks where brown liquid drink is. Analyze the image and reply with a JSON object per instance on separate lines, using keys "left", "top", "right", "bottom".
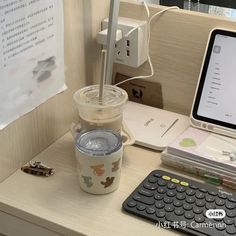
{"left": 79, "top": 116, "right": 122, "bottom": 133}
{"left": 73, "top": 85, "right": 128, "bottom": 133}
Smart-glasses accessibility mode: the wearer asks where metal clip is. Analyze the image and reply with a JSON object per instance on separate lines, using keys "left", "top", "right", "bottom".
{"left": 21, "top": 161, "right": 54, "bottom": 177}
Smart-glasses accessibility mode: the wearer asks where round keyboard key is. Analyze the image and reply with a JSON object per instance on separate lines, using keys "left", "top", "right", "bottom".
{"left": 205, "top": 202, "right": 216, "bottom": 210}
{"left": 133, "top": 194, "right": 155, "bottom": 205}
{"left": 174, "top": 208, "right": 184, "bottom": 216}
{"left": 227, "top": 210, "right": 236, "bottom": 218}
{"left": 195, "top": 214, "right": 205, "bottom": 223}
{"left": 228, "top": 197, "right": 236, "bottom": 203}
{"left": 173, "top": 200, "right": 183, "bottom": 207}
{"left": 186, "top": 189, "right": 196, "bottom": 196}
{"left": 138, "top": 189, "right": 154, "bottom": 197}
{"left": 158, "top": 179, "right": 167, "bottom": 186}
{"left": 226, "top": 201, "right": 236, "bottom": 210}
{"left": 127, "top": 201, "right": 136, "bottom": 208}
{"left": 190, "top": 185, "right": 198, "bottom": 190}
{"left": 133, "top": 194, "right": 142, "bottom": 201}
{"left": 176, "top": 193, "right": 186, "bottom": 200}
{"left": 218, "top": 193, "right": 227, "bottom": 199}
{"left": 186, "top": 196, "right": 196, "bottom": 204}
{"left": 199, "top": 188, "right": 207, "bottom": 193}
{"left": 153, "top": 173, "right": 161, "bottom": 178}
{"left": 155, "top": 201, "right": 164, "bottom": 209}
{"left": 143, "top": 183, "right": 157, "bottom": 191}
{"left": 156, "top": 210, "right": 165, "bottom": 218}
{"left": 148, "top": 177, "right": 158, "bottom": 183}
{"left": 157, "top": 187, "right": 166, "bottom": 194}
{"left": 154, "top": 193, "right": 164, "bottom": 200}
{"left": 224, "top": 217, "right": 234, "bottom": 225}
{"left": 162, "top": 175, "right": 171, "bottom": 181}
{"left": 171, "top": 178, "right": 180, "bottom": 184}
{"left": 164, "top": 197, "right": 173, "bottom": 204}
{"left": 165, "top": 214, "right": 177, "bottom": 224}
{"left": 167, "top": 182, "right": 176, "bottom": 190}
{"left": 196, "top": 191, "right": 205, "bottom": 199}
{"left": 180, "top": 181, "right": 189, "bottom": 187}
{"left": 215, "top": 222, "right": 226, "bottom": 231}
{"left": 146, "top": 207, "right": 156, "bottom": 214}
{"left": 205, "top": 195, "right": 215, "bottom": 203}
{"left": 137, "top": 204, "right": 146, "bottom": 211}
{"left": 183, "top": 203, "right": 192, "bottom": 211}
{"left": 226, "top": 226, "right": 236, "bottom": 235}
{"left": 185, "top": 211, "right": 194, "bottom": 219}
{"left": 215, "top": 198, "right": 225, "bottom": 206}
{"left": 193, "top": 207, "right": 203, "bottom": 214}
{"left": 208, "top": 191, "right": 217, "bottom": 196}
{"left": 176, "top": 186, "right": 186, "bottom": 193}
{"left": 214, "top": 217, "right": 223, "bottom": 222}
{"left": 166, "top": 190, "right": 176, "bottom": 197}
{"left": 164, "top": 205, "right": 174, "bottom": 212}
{"left": 196, "top": 199, "right": 205, "bottom": 207}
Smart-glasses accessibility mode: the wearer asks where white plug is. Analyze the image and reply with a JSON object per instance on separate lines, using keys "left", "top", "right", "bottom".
{"left": 97, "top": 29, "right": 123, "bottom": 46}
{"left": 98, "top": 17, "right": 148, "bottom": 68}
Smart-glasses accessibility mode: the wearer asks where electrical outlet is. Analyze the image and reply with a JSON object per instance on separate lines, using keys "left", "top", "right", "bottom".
{"left": 102, "top": 17, "right": 148, "bottom": 68}
{"left": 115, "top": 73, "right": 163, "bottom": 108}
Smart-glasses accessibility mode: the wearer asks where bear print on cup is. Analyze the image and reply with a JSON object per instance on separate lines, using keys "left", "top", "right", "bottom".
{"left": 101, "top": 177, "right": 115, "bottom": 188}
{"left": 112, "top": 159, "right": 121, "bottom": 172}
{"left": 82, "top": 176, "right": 93, "bottom": 188}
{"left": 90, "top": 164, "right": 105, "bottom": 176}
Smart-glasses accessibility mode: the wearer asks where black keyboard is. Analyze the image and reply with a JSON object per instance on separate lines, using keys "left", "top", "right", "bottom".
{"left": 122, "top": 170, "right": 236, "bottom": 236}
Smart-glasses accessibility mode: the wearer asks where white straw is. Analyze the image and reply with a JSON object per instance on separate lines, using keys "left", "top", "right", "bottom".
{"left": 99, "top": 50, "right": 107, "bottom": 103}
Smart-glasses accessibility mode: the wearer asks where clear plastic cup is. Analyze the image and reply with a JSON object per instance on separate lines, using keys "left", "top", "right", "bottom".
{"left": 73, "top": 85, "right": 128, "bottom": 133}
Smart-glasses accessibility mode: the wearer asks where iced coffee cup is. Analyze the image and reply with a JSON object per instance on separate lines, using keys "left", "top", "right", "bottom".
{"left": 73, "top": 85, "right": 128, "bottom": 133}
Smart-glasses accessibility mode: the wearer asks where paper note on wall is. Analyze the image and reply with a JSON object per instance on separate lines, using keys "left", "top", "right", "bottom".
{"left": 0, "top": 0, "right": 66, "bottom": 129}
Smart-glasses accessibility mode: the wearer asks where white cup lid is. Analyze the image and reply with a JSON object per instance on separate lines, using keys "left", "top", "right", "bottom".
{"left": 73, "top": 85, "right": 128, "bottom": 109}
{"left": 76, "top": 129, "right": 122, "bottom": 156}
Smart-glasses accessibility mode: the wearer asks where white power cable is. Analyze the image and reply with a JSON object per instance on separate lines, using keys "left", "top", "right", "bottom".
{"left": 118, "top": 0, "right": 150, "bottom": 40}
{"left": 115, "top": 55, "right": 154, "bottom": 86}
{"left": 115, "top": 2, "right": 179, "bottom": 86}
{"left": 149, "top": 6, "right": 179, "bottom": 24}
{"left": 143, "top": 0, "right": 150, "bottom": 18}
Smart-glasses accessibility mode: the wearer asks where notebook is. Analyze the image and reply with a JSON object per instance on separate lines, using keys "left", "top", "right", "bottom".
{"left": 167, "top": 126, "right": 236, "bottom": 172}
{"left": 123, "top": 101, "right": 189, "bottom": 150}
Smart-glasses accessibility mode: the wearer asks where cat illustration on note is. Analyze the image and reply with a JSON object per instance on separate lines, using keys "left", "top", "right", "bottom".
{"left": 90, "top": 164, "right": 105, "bottom": 176}
{"left": 101, "top": 177, "right": 115, "bottom": 188}
{"left": 32, "top": 56, "right": 56, "bottom": 83}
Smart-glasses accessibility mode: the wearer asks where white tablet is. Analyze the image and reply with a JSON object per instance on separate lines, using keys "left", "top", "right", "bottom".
{"left": 191, "top": 28, "right": 236, "bottom": 138}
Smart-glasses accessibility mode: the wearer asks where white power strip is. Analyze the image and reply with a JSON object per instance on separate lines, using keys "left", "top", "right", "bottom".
{"left": 98, "top": 17, "right": 148, "bottom": 68}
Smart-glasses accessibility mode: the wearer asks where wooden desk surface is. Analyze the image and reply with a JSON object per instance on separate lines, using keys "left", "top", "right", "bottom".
{"left": 0, "top": 132, "right": 211, "bottom": 236}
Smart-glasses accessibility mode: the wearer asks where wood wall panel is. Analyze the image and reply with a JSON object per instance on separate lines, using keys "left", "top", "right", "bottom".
{"left": 115, "top": 1, "right": 236, "bottom": 115}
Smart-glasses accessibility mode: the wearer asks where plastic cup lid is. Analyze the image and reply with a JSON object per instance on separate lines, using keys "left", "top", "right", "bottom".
{"left": 75, "top": 129, "right": 122, "bottom": 156}
{"left": 73, "top": 85, "right": 128, "bottom": 108}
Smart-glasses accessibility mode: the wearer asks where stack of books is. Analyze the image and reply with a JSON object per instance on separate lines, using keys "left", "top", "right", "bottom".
{"left": 161, "top": 126, "right": 236, "bottom": 189}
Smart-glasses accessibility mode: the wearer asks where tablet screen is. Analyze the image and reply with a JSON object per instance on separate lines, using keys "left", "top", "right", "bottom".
{"left": 192, "top": 29, "right": 236, "bottom": 130}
